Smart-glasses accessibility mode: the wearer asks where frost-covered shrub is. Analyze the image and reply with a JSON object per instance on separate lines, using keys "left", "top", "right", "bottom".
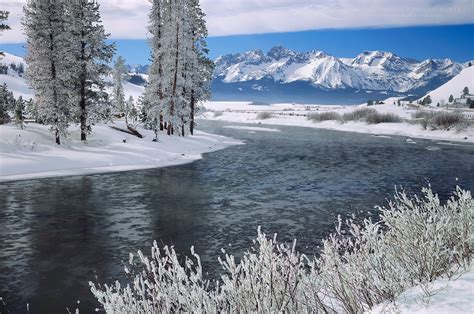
{"left": 256, "top": 111, "right": 273, "bottom": 120}
{"left": 90, "top": 244, "right": 217, "bottom": 313}
{"left": 91, "top": 187, "right": 473, "bottom": 313}
{"left": 213, "top": 111, "right": 224, "bottom": 117}
{"left": 365, "top": 112, "right": 402, "bottom": 124}
{"left": 411, "top": 111, "right": 467, "bottom": 130}
{"left": 318, "top": 187, "right": 473, "bottom": 312}
{"left": 307, "top": 112, "right": 342, "bottom": 123}
{"left": 342, "top": 108, "right": 376, "bottom": 122}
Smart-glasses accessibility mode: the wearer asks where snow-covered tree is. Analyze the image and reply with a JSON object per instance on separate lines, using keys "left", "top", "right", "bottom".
{"left": 112, "top": 56, "right": 127, "bottom": 114}
{"left": 68, "top": 0, "right": 115, "bottom": 141}
{"left": 23, "top": 0, "right": 76, "bottom": 145}
{"left": 144, "top": 0, "right": 168, "bottom": 139}
{"left": 0, "top": 10, "right": 10, "bottom": 56}
{"left": 15, "top": 96, "right": 25, "bottom": 129}
{"left": 0, "top": 83, "right": 14, "bottom": 124}
{"left": 186, "top": 0, "right": 213, "bottom": 135}
{"left": 145, "top": 0, "right": 212, "bottom": 138}
{"left": 125, "top": 95, "right": 136, "bottom": 126}
{"left": 422, "top": 95, "right": 432, "bottom": 106}
{"left": 463, "top": 86, "right": 469, "bottom": 96}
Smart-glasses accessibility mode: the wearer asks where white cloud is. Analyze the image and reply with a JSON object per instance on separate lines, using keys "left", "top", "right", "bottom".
{"left": 0, "top": 0, "right": 472, "bottom": 43}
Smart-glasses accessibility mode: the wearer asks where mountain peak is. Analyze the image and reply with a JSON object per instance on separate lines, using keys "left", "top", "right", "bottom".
{"left": 267, "top": 45, "right": 296, "bottom": 60}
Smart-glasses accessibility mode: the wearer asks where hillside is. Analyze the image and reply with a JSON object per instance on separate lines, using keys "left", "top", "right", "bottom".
{"left": 421, "top": 66, "right": 474, "bottom": 105}
{"left": 0, "top": 53, "right": 34, "bottom": 99}
{"left": 0, "top": 52, "right": 144, "bottom": 101}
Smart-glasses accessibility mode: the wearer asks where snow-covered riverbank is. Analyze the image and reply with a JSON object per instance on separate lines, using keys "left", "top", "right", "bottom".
{"left": 203, "top": 101, "right": 474, "bottom": 143}
{"left": 0, "top": 121, "right": 242, "bottom": 182}
{"left": 371, "top": 262, "right": 474, "bottom": 313}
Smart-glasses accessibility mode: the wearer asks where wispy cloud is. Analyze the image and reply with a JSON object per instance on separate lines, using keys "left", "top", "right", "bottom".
{"left": 0, "top": 0, "right": 472, "bottom": 43}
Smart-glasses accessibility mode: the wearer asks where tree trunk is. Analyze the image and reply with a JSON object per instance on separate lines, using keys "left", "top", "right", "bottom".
{"left": 80, "top": 19, "right": 87, "bottom": 141}
{"left": 55, "top": 128, "right": 60, "bottom": 145}
{"left": 160, "top": 113, "right": 164, "bottom": 131}
{"left": 190, "top": 90, "right": 195, "bottom": 135}
{"left": 80, "top": 72, "right": 86, "bottom": 141}
{"left": 168, "top": 15, "right": 179, "bottom": 137}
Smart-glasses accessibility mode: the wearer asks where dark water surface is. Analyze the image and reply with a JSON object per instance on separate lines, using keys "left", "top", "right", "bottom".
{"left": 1, "top": 121, "right": 473, "bottom": 313}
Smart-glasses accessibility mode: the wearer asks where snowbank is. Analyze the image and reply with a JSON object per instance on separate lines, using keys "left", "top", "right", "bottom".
{"left": 204, "top": 101, "right": 474, "bottom": 143}
{"left": 422, "top": 66, "right": 474, "bottom": 105}
{"left": 0, "top": 121, "right": 242, "bottom": 182}
{"left": 371, "top": 263, "right": 474, "bottom": 314}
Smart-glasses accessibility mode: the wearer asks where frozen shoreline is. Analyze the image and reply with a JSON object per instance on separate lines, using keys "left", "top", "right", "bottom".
{"left": 0, "top": 121, "right": 242, "bottom": 183}
{"left": 204, "top": 101, "right": 474, "bottom": 144}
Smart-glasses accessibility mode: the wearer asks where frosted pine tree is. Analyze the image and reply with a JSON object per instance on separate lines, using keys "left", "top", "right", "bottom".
{"left": 125, "top": 95, "right": 135, "bottom": 126}
{"left": 145, "top": 0, "right": 168, "bottom": 139}
{"left": 0, "top": 83, "right": 14, "bottom": 124}
{"left": 68, "top": 0, "right": 115, "bottom": 141}
{"left": 112, "top": 56, "right": 127, "bottom": 114}
{"left": 145, "top": 0, "right": 212, "bottom": 137}
{"left": 23, "top": 0, "right": 76, "bottom": 145}
{"left": 186, "top": 0, "right": 213, "bottom": 135}
{"left": 15, "top": 96, "right": 25, "bottom": 129}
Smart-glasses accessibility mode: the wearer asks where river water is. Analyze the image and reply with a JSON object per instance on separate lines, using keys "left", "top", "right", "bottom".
{"left": 1, "top": 121, "right": 473, "bottom": 313}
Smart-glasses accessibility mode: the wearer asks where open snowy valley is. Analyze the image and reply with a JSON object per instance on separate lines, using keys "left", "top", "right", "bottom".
{"left": 1, "top": 1, "right": 474, "bottom": 314}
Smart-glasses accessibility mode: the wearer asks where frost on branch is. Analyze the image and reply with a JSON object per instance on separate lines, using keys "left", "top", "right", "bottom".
{"left": 90, "top": 187, "right": 473, "bottom": 313}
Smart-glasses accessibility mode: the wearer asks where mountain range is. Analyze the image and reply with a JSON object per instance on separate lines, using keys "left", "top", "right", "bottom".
{"left": 211, "top": 46, "right": 466, "bottom": 104}
{"left": 1, "top": 47, "right": 468, "bottom": 105}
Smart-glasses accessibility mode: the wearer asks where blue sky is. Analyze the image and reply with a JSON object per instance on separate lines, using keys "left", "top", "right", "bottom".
{"left": 2, "top": 24, "right": 473, "bottom": 64}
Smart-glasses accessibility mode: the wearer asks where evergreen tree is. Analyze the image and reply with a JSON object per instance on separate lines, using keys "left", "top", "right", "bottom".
{"left": 145, "top": 0, "right": 168, "bottom": 139}
{"left": 0, "top": 11, "right": 10, "bottom": 56}
{"left": 125, "top": 95, "right": 135, "bottom": 125}
{"left": 449, "top": 94, "right": 454, "bottom": 103}
{"left": 422, "top": 95, "right": 432, "bottom": 106}
{"left": 15, "top": 96, "right": 25, "bottom": 129}
{"left": 68, "top": 0, "right": 115, "bottom": 141}
{"left": 186, "top": 0, "right": 213, "bottom": 136}
{"left": 0, "top": 83, "right": 14, "bottom": 124}
{"left": 145, "top": 0, "right": 212, "bottom": 138}
{"left": 463, "top": 86, "right": 469, "bottom": 96}
{"left": 23, "top": 0, "right": 76, "bottom": 145}
{"left": 25, "top": 98, "right": 37, "bottom": 121}
{"left": 112, "top": 56, "right": 127, "bottom": 113}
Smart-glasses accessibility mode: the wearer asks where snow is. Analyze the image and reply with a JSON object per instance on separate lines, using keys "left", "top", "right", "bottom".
{"left": 371, "top": 263, "right": 474, "bottom": 314}
{"left": 0, "top": 74, "right": 34, "bottom": 99}
{"left": 422, "top": 66, "right": 474, "bottom": 104}
{"left": 204, "top": 101, "right": 474, "bottom": 143}
{"left": 0, "top": 121, "right": 242, "bottom": 182}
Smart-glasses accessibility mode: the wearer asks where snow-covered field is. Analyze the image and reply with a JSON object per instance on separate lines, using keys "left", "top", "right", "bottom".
{"left": 203, "top": 101, "right": 474, "bottom": 143}
{"left": 0, "top": 121, "right": 242, "bottom": 182}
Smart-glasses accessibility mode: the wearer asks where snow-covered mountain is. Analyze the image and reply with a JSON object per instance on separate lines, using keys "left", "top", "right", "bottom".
{"left": 213, "top": 46, "right": 465, "bottom": 104}
{"left": 1, "top": 49, "right": 468, "bottom": 106}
